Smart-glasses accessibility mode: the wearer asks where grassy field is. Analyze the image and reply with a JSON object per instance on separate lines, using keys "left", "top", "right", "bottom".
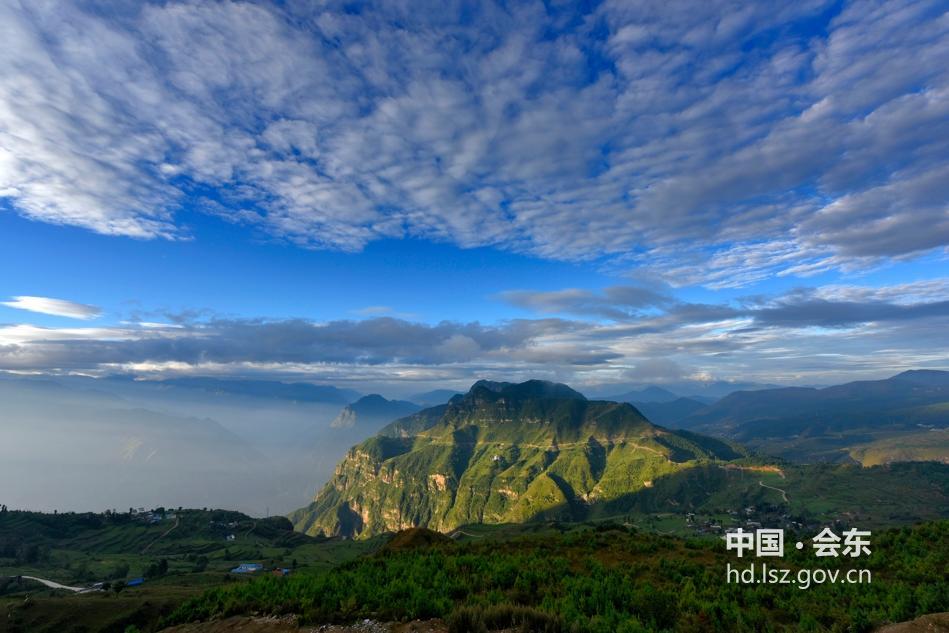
{"left": 849, "top": 428, "right": 949, "bottom": 466}
{"left": 3, "top": 462, "right": 948, "bottom": 632}
{"left": 0, "top": 508, "right": 388, "bottom": 632}
{"left": 163, "top": 521, "right": 949, "bottom": 633}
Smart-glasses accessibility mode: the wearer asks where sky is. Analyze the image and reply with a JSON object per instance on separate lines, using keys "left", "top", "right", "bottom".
{"left": 1, "top": 0, "right": 948, "bottom": 395}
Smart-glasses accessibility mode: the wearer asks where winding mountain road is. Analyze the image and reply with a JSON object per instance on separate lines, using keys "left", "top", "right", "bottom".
{"left": 758, "top": 480, "right": 789, "bottom": 503}
{"left": 17, "top": 576, "right": 87, "bottom": 593}
{"left": 141, "top": 515, "right": 180, "bottom": 554}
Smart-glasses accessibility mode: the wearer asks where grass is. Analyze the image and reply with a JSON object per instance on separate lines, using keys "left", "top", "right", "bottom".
{"left": 3, "top": 464, "right": 948, "bottom": 632}
{"left": 164, "top": 521, "right": 949, "bottom": 633}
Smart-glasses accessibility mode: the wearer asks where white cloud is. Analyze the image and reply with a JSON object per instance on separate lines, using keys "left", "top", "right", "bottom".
{"left": 1, "top": 277, "right": 947, "bottom": 387}
{"left": 1, "top": 296, "right": 101, "bottom": 320}
{"left": 0, "top": 0, "right": 946, "bottom": 285}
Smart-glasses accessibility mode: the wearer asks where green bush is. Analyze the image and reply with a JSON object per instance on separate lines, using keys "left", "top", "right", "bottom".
{"left": 165, "top": 522, "right": 949, "bottom": 632}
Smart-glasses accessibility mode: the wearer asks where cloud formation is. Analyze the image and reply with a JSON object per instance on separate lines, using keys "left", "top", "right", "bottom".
{"left": 1, "top": 1, "right": 946, "bottom": 286}
{"left": 1, "top": 296, "right": 102, "bottom": 320}
{"left": 1, "top": 279, "right": 946, "bottom": 389}
{"left": 500, "top": 282, "right": 949, "bottom": 330}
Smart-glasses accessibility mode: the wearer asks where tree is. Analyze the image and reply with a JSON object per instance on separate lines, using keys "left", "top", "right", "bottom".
{"left": 110, "top": 562, "right": 130, "bottom": 580}
{"left": 145, "top": 558, "right": 169, "bottom": 578}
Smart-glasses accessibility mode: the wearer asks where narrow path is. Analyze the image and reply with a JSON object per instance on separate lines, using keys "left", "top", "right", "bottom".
{"left": 417, "top": 438, "right": 667, "bottom": 457}
{"left": 18, "top": 575, "right": 86, "bottom": 593}
{"left": 141, "top": 515, "right": 180, "bottom": 554}
{"left": 758, "top": 480, "right": 789, "bottom": 503}
{"left": 448, "top": 529, "right": 484, "bottom": 539}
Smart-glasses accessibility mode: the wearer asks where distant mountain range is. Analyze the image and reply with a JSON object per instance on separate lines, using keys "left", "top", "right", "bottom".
{"left": 674, "top": 370, "right": 949, "bottom": 463}
{"left": 5, "top": 369, "right": 948, "bottom": 522}
{"left": 407, "top": 389, "right": 463, "bottom": 407}
{"left": 625, "top": 397, "right": 708, "bottom": 426}
{"left": 146, "top": 376, "right": 363, "bottom": 404}
{"left": 584, "top": 379, "right": 782, "bottom": 402}
{"left": 290, "top": 380, "right": 744, "bottom": 538}
{"left": 600, "top": 385, "right": 681, "bottom": 403}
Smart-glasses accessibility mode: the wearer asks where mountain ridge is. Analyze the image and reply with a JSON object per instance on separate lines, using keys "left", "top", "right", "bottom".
{"left": 290, "top": 379, "right": 745, "bottom": 538}
{"left": 676, "top": 370, "right": 949, "bottom": 463}
{"left": 330, "top": 394, "right": 422, "bottom": 430}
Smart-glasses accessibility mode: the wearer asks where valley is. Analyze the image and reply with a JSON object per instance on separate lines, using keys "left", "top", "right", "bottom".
{"left": 3, "top": 375, "right": 949, "bottom": 632}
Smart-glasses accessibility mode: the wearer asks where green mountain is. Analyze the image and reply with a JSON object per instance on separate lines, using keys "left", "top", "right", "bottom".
{"left": 290, "top": 380, "right": 744, "bottom": 538}
{"left": 625, "top": 396, "right": 707, "bottom": 425}
{"left": 676, "top": 370, "right": 949, "bottom": 463}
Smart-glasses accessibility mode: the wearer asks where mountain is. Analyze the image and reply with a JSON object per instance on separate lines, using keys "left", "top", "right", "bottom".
{"left": 628, "top": 397, "right": 707, "bottom": 426}
{"left": 668, "top": 379, "right": 783, "bottom": 399}
{"left": 595, "top": 386, "right": 708, "bottom": 425}
{"left": 602, "top": 385, "right": 680, "bottom": 403}
{"left": 407, "top": 389, "right": 463, "bottom": 407}
{"left": 585, "top": 379, "right": 781, "bottom": 402}
{"left": 290, "top": 380, "right": 744, "bottom": 538}
{"left": 330, "top": 394, "right": 422, "bottom": 431}
{"left": 676, "top": 370, "right": 949, "bottom": 463}
{"left": 152, "top": 377, "right": 361, "bottom": 404}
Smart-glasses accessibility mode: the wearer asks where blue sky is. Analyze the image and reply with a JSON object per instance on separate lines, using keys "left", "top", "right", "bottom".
{"left": 0, "top": 205, "right": 609, "bottom": 325}
{"left": 1, "top": 0, "right": 947, "bottom": 393}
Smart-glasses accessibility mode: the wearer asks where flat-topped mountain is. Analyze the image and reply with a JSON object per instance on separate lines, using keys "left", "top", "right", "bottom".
{"left": 290, "top": 379, "right": 744, "bottom": 538}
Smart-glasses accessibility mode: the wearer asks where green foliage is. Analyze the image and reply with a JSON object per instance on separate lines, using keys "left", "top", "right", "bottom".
{"left": 293, "top": 390, "right": 746, "bottom": 538}
{"left": 166, "top": 521, "right": 949, "bottom": 632}
{"left": 144, "top": 558, "right": 168, "bottom": 578}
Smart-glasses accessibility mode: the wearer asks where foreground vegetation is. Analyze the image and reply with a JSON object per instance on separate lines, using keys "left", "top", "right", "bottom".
{"left": 3, "top": 499, "right": 947, "bottom": 632}
{"left": 0, "top": 507, "right": 383, "bottom": 632}
{"left": 165, "top": 521, "right": 949, "bottom": 633}
{"left": 0, "top": 507, "right": 384, "bottom": 588}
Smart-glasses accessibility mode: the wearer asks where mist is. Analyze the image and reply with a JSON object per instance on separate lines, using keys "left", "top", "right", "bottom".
{"left": 0, "top": 375, "right": 382, "bottom": 516}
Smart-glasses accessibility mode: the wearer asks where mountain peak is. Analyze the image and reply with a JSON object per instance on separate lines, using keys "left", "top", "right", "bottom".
{"left": 330, "top": 394, "right": 421, "bottom": 430}
{"left": 293, "top": 378, "right": 744, "bottom": 538}
{"left": 891, "top": 369, "right": 949, "bottom": 387}
{"left": 464, "top": 379, "right": 587, "bottom": 402}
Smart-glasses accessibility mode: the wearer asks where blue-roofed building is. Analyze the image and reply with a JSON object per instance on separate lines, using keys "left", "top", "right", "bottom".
{"left": 126, "top": 578, "right": 144, "bottom": 587}
{"left": 230, "top": 563, "right": 263, "bottom": 574}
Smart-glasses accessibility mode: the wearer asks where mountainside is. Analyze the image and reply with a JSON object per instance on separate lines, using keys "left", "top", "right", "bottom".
{"left": 330, "top": 394, "right": 422, "bottom": 430}
{"left": 676, "top": 370, "right": 949, "bottom": 463}
{"left": 601, "top": 385, "right": 680, "bottom": 403}
{"left": 291, "top": 380, "right": 744, "bottom": 538}
{"left": 408, "top": 389, "right": 463, "bottom": 407}
{"left": 624, "top": 397, "right": 707, "bottom": 425}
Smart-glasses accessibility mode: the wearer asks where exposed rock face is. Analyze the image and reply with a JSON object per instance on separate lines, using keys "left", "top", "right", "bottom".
{"left": 331, "top": 407, "right": 359, "bottom": 429}
{"left": 291, "top": 380, "right": 743, "bottom": 538}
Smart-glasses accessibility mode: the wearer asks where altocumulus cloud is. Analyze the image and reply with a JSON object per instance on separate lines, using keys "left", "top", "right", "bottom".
{"left": 1, "top": 296, "right": 102, "bottom": 320}
{"left": 1, "top": 0, "right": 947, "bottom": 286}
